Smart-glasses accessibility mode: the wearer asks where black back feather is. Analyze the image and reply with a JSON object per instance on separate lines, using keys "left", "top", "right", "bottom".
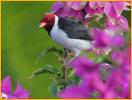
{"left": 58, "top": 17, "right": 93, "bottom": 41}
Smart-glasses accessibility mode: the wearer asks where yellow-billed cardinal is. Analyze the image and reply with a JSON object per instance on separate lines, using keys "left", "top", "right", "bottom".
{"left": 39, "top": 13, "right": 93, "bottom": 57}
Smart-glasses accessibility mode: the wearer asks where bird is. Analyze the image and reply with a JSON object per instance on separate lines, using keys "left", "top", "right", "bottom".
{"left": 39, "top": 13, "right": 93, "bottom": 58}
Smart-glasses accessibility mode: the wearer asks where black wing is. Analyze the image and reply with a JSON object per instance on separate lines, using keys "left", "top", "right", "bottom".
{"left": 58, "top": 17, "right": 93, "bottom": 41}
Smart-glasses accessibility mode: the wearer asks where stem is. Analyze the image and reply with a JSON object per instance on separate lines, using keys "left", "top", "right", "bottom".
{"left": 61, "top": 49, "right": 68, "bottom": 79}
{"left": 61, "top": 64, "right": 67, "bottom": 79}
{"left": 96, "top": 21, "right": 106, "bottom": 28}
{"left": 92, "top": 20, "right": 106, "bottom": 28}
{"left": 67, "top": 70, "right": 74, "bottom": 78}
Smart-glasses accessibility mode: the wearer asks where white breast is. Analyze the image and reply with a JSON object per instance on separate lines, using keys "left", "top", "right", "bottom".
{"left": 50, "top": 16, "right": 92, "bottom": 55}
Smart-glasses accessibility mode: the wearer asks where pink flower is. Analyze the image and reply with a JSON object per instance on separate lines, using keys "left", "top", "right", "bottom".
{"left": 51, "top": 1, "right": 130, "bottom": 26}
{"left": 104, "top": 2, "right": 130, "bottom": 20}
{"left": 66, "top": 2, "right": 87, "bottom": 11}
{"left": 71, "top": 56, "right": 106, "bottom": 92}
{"left": 85, "top": 2, "right": 104, "bottom": 18}
{"left": 105, "top": 16, "right": 129, "bottom": 32}
{"left": 91, "top": 28, "right": 124, "bottom": 48}
{"left": 51, "top": 1, "right": 87, "bottom": 20}
{"left": 59, "top": 84, "right": 89, "bottom": 98}
{"left": 91, "top": 28, "right": 112, "bottom": 48}
{"left": 111, "top": 48, "right": 130, "bottom": 66}
{"left": 59, "top": 56, "right": 105, "bottom": 98}
{"left": 2, "top": 76, "right": 29, "bottom": 99}
{"left": 51, "top": 2, "right": 65, "bottom": 13}
{"left": 117, "top": 16, "right": 129, "bottom": 32}
{"left": 50, "top": 1, "right": 130, "bottom": 99}
{"left": 89, "top": 2, "right": 104, "bottom": 9}
{"left": 70, "top": 56, "right": 99, "bottom": 79}
{"left": 105, "top": 70, "right": 130, "bottom": 98}
{"left": 59, "top": 52, "right": 130, "bottom": 98}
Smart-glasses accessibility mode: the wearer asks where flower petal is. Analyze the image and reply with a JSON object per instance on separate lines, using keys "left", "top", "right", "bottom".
{"left": 70, "top": 56, "right": 99, "bottom": 78}
{"left": 13, "top": 81, "right": 29, "bottom": 98}
{"left": 51, "top": 2, "right": 65, "bottom": 12}
{"left": 91, "top": 28, "right": 112, "bottom": 48}
{"left": 2, "top": 76, "right": 12, "bottom": 94}
{"left": 19, "top": 90, "right": 29, "bottom": 98}
{"left": 59, "top": 85, "right": 89, "bottom": 98}
{"left": 67, "top": 2, "right": 87, "bottom": 11}
{"left": 71, "top": 11, "right": 83, "bottom": 20}
{"left": 89, "top": 2, "right": 97, "bottom": 9}
{"left": 112, "top": 35, "right": 124, "bottom": 47}
{"left": 13, "top": 81, "right": 24, "bottom": 96}
{"left": 112, "top": 2, "right": 124, "bottom": 17}
{"left": 104, "top": 2, "right": 118, "bottom": 19}
{"left": 117, "top": 16, "right": 129, "bottom": 32}
{"left": 59, "top": 6, "right": 73, "bottom": 17}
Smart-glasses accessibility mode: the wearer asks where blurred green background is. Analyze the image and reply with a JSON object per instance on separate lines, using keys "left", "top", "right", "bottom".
{"left": 1, "top": 1, "right": 63, "bottom": 98}
{"left": 1, "top": 1, "right": 131, "bottom": 99}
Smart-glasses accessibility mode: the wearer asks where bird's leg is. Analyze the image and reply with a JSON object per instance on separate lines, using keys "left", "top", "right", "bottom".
{"left": 67, "top": 49, "right": 81, "bottom": 64}
{"left": 63, "top": 49, "right": 74, "bottom": 65}
{"left": 63, "top": 50, "right": 75, "bottom": 65}
{"left": 63, "top": 49, "right": 80, "bottom": 66}
{"left": 64, "top": 48, "right": 68, "bottom": 59}
{"left": 61, "top": 49, "right": 81, "bottom": 79}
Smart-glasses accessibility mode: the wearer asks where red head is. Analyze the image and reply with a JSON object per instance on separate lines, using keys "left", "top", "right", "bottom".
{"left": 39, "top": 13, "right": 55, "bottom": 29}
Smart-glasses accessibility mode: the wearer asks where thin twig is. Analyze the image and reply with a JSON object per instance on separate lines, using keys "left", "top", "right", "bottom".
{"left": 61, "top": 64, "right": 67, "bottom": 79}
{"left": 61, "top": 49, "right": 68, "bottom": 79}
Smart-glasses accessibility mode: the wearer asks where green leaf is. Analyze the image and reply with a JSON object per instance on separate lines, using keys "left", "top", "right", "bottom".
{"left": 58, "top": 80, "right": 70, "bottom": 86}
{"left": 72, "top": 76, "right": 81, "bottom": 85}
{"left": 48, "top": 81, "right": 58, "bottom": 96}
{"left": 48, "top": 80, "right": 71, "bottom": 96}
{"left": 29, "top": 65, "right": 61, "bottom": 79}
{"left": 68, "top": 75, "right": 81, "bottom": 85}
{"left": 35, "top": 47, "right": 63, "bottom": 65}
{"left": 99, "top": 15, "right": 106, "bottom": 25}
{"left": 48, "top": 76, "right": 81, "bottom": 96}
{"left": 86, "top": 51, "right": 98, "bottom": 61}
{"left": 88, "top": 15, "right": 105, "bottom": 29}
{"left": 97, "top": 55, "right": 112, "bottom": 64}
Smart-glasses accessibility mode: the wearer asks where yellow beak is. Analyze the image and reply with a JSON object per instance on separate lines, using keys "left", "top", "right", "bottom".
{"left": 39, "top": 22, "right": 46, "bottom": 28}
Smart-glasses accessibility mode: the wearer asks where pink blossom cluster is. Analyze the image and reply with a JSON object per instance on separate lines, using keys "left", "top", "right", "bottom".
{"left": 51, "top": 1, "right": 130, "bottom": 32}
{"left": 51, "top": 1, "right": 130, "bottom": 55}
{"left": 59, "top": 47, "right": 130, "bottom": 98}
{"left": 52, "top": 1, "right": 130, "bottom": 99}
{"left": 2, "top": 76, "right": 29, "bottom": 99}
